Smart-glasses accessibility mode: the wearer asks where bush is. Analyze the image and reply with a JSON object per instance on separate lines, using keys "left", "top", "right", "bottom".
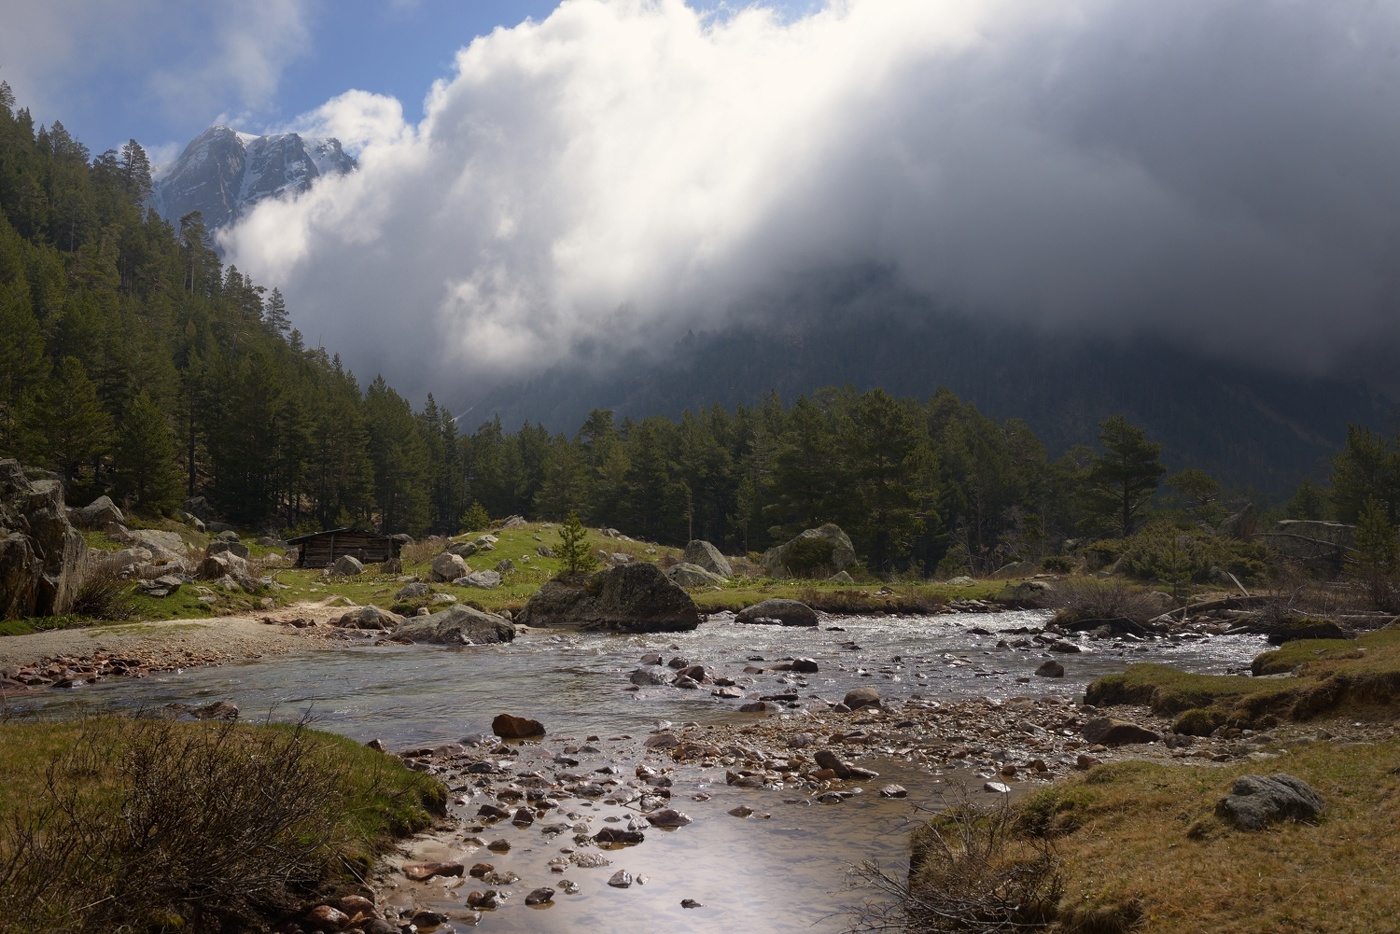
{"left": 848, "top": 793, "right": 1062, "bottom": 932}
{"left": 1050, "top": 578, "right": 1165, "bottom": 626}
{"left": 0, "top": 717, "right": 440, "bottom": 933}
{"left": 69, "top": 559, "right": 135, "bottom": 621}
{"left": 1041, "top": 555, "right": 1074, "bottom": 574}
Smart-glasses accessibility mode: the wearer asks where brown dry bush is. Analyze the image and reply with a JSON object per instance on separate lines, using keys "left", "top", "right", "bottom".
{"left": 1049, "top": 577, "right": 1164, "bottom": 626}
{"left": 69, "top": 558, "right": 136, "bottom": 621}
{"left": 846, "top": 793, "right": 1063, "bottom": 933}
{"left": 0, "top": 718, "right": 365, "bottom": 933}
{"left": 400, "top": 535, "right": 447, "bottom": 567}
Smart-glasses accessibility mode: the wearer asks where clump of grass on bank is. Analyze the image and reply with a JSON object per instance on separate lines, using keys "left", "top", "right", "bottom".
{"left": 0, "top": 717, "right": 442, "bottom": 933}
{"left": 1087, "top": 625, "right": 1400, "bottom": 733}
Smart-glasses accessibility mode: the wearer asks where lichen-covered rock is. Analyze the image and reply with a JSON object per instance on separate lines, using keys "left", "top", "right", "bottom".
{"left": 0, "top": 460, "right": 87, "bottom": 619}
{"left": 395, "top": 604, "right": 516, "bottom": 644}
{"left": 430, "top": 551, "right": 469, "bottom": 582}
{"left": 682, "top": 540, "right": 732, "bottom": 577}
{"left": 665, "top": 562, "right": 726, "bottom": 588}
{"left": 1215, "top": 773, "right": 1323, "bottom": 830}
{"left": 760, "top": 524, "right": 857, "bottom": 578}
{"left": 518, "top": 563, "right": 700, "bottom": 632}
{"left": 736, "top": 598, "right": 818, "bottom": 627}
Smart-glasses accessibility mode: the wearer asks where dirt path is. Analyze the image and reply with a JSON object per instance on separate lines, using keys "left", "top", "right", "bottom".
{"left": 0, "top": 600, "right": 354, "bottom": 679}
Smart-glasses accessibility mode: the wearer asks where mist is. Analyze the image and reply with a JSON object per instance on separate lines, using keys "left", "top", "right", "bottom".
{"left": 220, "top": 0, "right": 1400, "bottom": 402}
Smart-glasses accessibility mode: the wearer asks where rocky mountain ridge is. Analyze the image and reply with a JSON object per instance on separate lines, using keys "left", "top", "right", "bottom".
{"left": 152, "top": 125, "right": 355, "bottom": 231}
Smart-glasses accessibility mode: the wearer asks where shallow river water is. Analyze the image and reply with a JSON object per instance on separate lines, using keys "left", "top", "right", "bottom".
{"left": 13, "top": 611, "right": 1268, "bottom": 933}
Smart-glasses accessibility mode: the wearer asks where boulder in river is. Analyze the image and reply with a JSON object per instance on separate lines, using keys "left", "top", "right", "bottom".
{"left": 395, "top": 604, "right": 516, "bottom": 645}
{"left": 517, "top": 562, "right": 700, "bottom": 633}
{"left": 736, "top": 598, "right": 818, "bottom": 627}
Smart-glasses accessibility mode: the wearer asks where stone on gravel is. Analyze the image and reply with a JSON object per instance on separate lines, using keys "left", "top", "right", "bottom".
{"left": 1035, "top": 660, "right": 1065, "bottom": 678}
{"left": 843, "top": 686, "right": 881, "bottom": 710}
{"left": 332, "top": 605, "right": 402, "bottom": 630}
{"left": 492, "top": 713, "right": 546, "bottom": 739}
{"left": 1082, "top": 717, "right": 1161, "bottom": 746}
{"left": 1216, "top": 773, "right": 1324, "bottom": 830}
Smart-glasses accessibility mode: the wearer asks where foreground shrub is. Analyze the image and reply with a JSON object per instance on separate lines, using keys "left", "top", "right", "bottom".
{"left": 0, "top": 717, "right": 441, "bottom": 933}
{"left": 1050, "top": 577, "right": 1165, "bottom": 626}
{"left": 68, "top": 559, "right": 136, "bottom": 621}
{"left": 847, "top": 794, "right": 1062, "bottom": 932}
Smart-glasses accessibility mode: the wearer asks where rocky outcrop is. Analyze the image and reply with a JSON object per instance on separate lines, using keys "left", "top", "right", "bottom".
{"left": 760, "top": 524, "right": 857, "bottom": 578}
{"left": 117, "top": 529, "right": 187, "bottom": 565}
{"left": 682, "top": 540, "right": 732, "bottom": 577}
{"left": 517, "top": 563, "right": 700, "bottom": 633}
{"left": 0, "top": 460, "right": 87, "bottom": 619}
{"left": 736, "top": 598, "right": 818, "bottom": 627}
{"left": 394, "top": 604, "right": 516, "bottom": 645}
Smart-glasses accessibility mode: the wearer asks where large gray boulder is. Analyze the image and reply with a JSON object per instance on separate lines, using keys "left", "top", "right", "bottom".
{"left": 74, "top": 495, "right": 125, "bottom": 530}
{"left": 207, "top": 540, "right": 251, "bottom": 560}
{"left": 665, "top": 563, "right": 726, "bottom": 588}
{"left": 736, "top": 598, "right": 819, "bottom": 627}
{"left": 395, "top": 604, "right": 516, "bottom": 645}
{"left": 682, "top": 540, "right": 732, "bottom": 578}
{"left": 517, "top": 563, "right": 700, "bottom": 633}
{"left": 200, "top": 551, "right": 249, "bottom": 580}
{"left": 332, "top": 605, "right": 404, "bottom": 630}
{"left": 455, "top": 570, "right": 502, "bottom": 589}
{"left": 333, "top": 554, "right": 365, "bottom": 576}
{"left": 0, "top": 460, "right": 88, "bottom": 619}
{"left": 760, "top": 524, "right": 857, "bottom": 578}
{"left": 1215, "top": 774, "right": 1324, "bottom": 831}
{"left": 430, "top": 551, "right": 469, "bottom": 583}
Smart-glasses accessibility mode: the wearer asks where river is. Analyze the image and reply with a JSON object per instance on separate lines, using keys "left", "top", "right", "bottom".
{"left": 9, "top": 610, "right": 1267, "bottom": 933}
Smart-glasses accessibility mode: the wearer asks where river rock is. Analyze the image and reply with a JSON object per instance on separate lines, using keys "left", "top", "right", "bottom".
{"left": 646, "top": 808, "right": 693, "bottom": 827}
{"left": 1035, "top": 660, "right": 1065, "bottom": 678}
{"left": 736, "top": 598, "right": 818, "bottom": 627}
{"left": 608, "top": 869, "right": 634, "bottom": 888}
{"left": 596, "top": 828, "right": 645, "bottom": 846}
{"left": 332, "top": 605, "right": 403, "bottom": 630}
{"left": 1081, "top": 717, "right": 1160, "bottom": 746}
{"left": 630, "top": 667, "right": 669, "bottom": 686}
{"left": 1215, "top": 773, "right": 1324, "bottom": 830}
{"left": 74, "top": 495, "right": 125, "bottom": 529}
{"left": 517, "top": 562, "right": 701, "bottom": 632}
{"left": 790, "top": 657, "right": 820, "bottom": 673}
{"left": 760, "top": 524, "right": 857, "bottom": 578}
{"left": 430, "top": 551, "right": 468, "bottom": 582}
{"left": 525, "top": 887, "right": 555, "bottom": 906}
{"left": 814, "top": 749, "right": 856, "bottom": 779}
{"left": 682, "top": 540, "right": 733, "bottom": 577}
{"left": 306, "top": 905, "right": 349, "bottom": 928}
{"left": 394, "top": 604, "right": 516, "bottom": 645}
{"left": 492, "top": 713, "right": 546, "bottom": 739}
{"left": 403, "top": 861, "right": 464, "bottom": 881}
{"left": 843, "top": 686, "right": 881, "bottom": 711}
{"left": 0, "top": 460, "right": 88, "bottom": 619}
{"left": 333, "top": 554, "right": 364, "bottom": 576}
{"left": 665, "top": 562, "right": 727, "bottom": 587}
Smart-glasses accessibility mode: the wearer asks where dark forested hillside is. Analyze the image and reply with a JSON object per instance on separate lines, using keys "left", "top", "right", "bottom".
{"left": 470, "top": 294, "right": 1393, "bottom": 498}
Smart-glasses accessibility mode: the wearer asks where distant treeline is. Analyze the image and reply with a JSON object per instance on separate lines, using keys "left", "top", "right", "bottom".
{"left": 0, "top": 85, "right": 1376, "bottom": 576}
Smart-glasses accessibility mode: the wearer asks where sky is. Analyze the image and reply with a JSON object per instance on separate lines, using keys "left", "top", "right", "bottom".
{"left": 4, "top": 0, "right": 1400, "bottom": 405}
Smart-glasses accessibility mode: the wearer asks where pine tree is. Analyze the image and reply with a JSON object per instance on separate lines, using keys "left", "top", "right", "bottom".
{"left": 1082, "top": 415, "right": 1167, "bottom": 538}
{"left": 27, "top": 356, "right": 111, "bottom": 485}
{"left": 558, "top": 510, "right": 597, "bottom": 577}
{"left": 112, "top": 391, "right": 181, "bottom": 512}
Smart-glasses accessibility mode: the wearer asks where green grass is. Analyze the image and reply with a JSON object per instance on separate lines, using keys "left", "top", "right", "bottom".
{"left": 1088, "top": 624, "right": 1400, "bottom": 732}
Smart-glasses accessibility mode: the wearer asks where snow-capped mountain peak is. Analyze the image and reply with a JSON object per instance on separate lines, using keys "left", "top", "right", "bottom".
{"left": 153, "top": 126, "right": 356, "bottom": 232}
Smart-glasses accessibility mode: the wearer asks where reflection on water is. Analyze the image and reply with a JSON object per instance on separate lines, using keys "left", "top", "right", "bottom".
{"left": 8, "top": 611, "right": 1268, "bottom": 932}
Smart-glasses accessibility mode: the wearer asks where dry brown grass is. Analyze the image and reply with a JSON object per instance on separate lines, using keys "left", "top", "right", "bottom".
{"left": 1013, "top": 743, "right": 1400, "bottom": 933}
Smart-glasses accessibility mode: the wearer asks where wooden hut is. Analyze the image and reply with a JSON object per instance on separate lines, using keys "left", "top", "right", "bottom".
{"left": 286, "top": 528, "right": 401, "bottom": 568}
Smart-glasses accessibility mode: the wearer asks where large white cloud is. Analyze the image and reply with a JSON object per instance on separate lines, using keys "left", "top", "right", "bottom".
{"left": 222, "top": 0, "right": 1400, "bottom": 400}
